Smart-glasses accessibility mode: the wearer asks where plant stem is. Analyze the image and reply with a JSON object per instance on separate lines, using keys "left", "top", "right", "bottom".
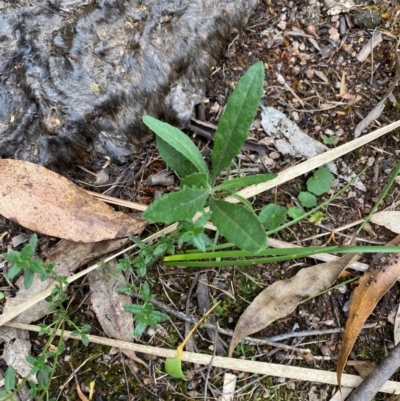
{"left": 163, "top": 245, "right": 399, "bottom": 267}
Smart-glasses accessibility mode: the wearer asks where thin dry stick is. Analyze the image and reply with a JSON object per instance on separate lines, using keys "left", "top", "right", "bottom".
{"left": 346, "top": 341, "right": 400, "bottom": 401}
{"left": 5, "top": 322, "right": 400, "bottom": 395}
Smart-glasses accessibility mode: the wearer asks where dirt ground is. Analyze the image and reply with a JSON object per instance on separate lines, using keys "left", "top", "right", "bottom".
{"left": 1, "top": 0, "right": 400, "bottom": 400}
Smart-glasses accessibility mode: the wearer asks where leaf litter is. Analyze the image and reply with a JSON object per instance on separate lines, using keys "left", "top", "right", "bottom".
{"left": 337, "top": 237, "right": 400, "bottom": 390}
{"left": 88, "top": 261, "right": 147, "bottom": 366}
{"left": 229, "top": 253, "right": 359, "bottom": 356}
{"left": 0, "top": 159, "right": 146, "bottom": 242}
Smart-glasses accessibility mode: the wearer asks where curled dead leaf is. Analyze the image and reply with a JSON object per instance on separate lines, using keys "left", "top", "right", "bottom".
{"left": 229, "top": 253, "right": 358, "bottom": 356}
{"left": 337, "top": 253, "right": 400, "bottom": 390}
{"left": 0, "top": 160, "right": 146, "bottom": 242}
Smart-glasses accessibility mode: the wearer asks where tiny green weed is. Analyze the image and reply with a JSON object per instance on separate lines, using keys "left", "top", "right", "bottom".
{"left": 0, "top": 237, "right": 94, "bottom": 400}
{"left": 3, "top": 234, "right": 55, "bottom": 289}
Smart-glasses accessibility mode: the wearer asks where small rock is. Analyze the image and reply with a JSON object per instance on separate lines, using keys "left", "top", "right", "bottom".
{"left": 291, "top": 111, "right": 300, "bottom": 121}
{"left": 354, "top": 10, "right": 381, "bottom": 29}
{"left": 268, "top": 152, "right": 280, "bottom": 160}
{"left": 306, "top": 68, "right": 315, "bottom": 79}
{"left": 11, "top": 233, "right": 29, "bottom": 248}
{"left": 277, "top": 20, "right": 287, "bottom": 30}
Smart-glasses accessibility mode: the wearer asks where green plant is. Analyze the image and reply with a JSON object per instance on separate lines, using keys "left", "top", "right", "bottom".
{"left": 142, "top": 61, "right": 277, "bottom": 254}
{"left": 115, "top": 237, "right": 170, "bottom": 337}
{"left": 320, "top": 133, "right": 337, "bottom": 145}
{"left": 3, "top": 234, "right": 55, "bottom": 289}
{"left": 123, "top": 281, "right": 169, "bottom": 337}
{"left": 290, "top": 166, "right": 334, "bottom": 218}
{"left": 258, "top": 167, "right": 334, "bottom": 230}
{"left": 0, "top": 237, "right": 92, "bottom": 400}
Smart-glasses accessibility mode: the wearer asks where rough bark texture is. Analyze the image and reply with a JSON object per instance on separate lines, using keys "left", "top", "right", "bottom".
{"left": 0, "top": 0, "right": 258, "bottom": 170}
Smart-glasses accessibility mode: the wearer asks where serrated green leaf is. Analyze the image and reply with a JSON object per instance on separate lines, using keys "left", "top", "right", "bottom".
{"left": 259, "top": 203, "right": 287, "bottom": 230}
{"left": 209, "top": 199, "right": 266, "bottom": 253}
{"left": 150, "top": 310, "right": 169, "bottom": 323}
{"left": 143, "top": 115, "right": 209, "bottom": 175}
{"left": 24, "top": 269, "right": 34, "bottom": 289}
{"left": 298, "top": 192, "right": 317, "bottom": 208}
{"left": 288, "top": 206, "right": 303, "bottom": 220}
{"left": 6, "top": 264, "right": 22, "bottom": 280}
{"left": 133, "top": 321, "right": 147, "bottom": 337}
{"left": 123, "top": 304, "right": 145, "bottom": 315}
{"left": 156, "top": 136, "right": 198, "bottom": 178}
{"left": 2, "top": 250, "right": 21, "bottom": 264}
{"left": 211, "top": 62, "right": 264, "bottom": 180}
{"left": 81, "top": 334, "right": 90, "bottom": 347}
{"left": 181, "top": 172, "right": 210, "bottom": 189}
{"left": 142, "top": 281, "right": 151, "bottom": 301}
{"left": 165, "top": 356, "right": 185, "bottom": 379}
{"left": 144, "top": 186, "right": 209, "bottom": 224}
{"left": 20, "top": 244, "right": 34, "bottom": 260}
{"left": 37, "top": 369, "right": 49, "bottom": 386}
{"left": 307, "top": 167, "right": 334, "bottom": 196}
{"left": 213, "top": 173, "right": 277, "bottom": 192}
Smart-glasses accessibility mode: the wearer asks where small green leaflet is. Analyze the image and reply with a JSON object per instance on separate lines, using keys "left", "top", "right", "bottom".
{"left": 298, "top": 192, "right": 317, "bottom": 208}
{"left": 209, "top": 199, "right": 266, "bottom": 253}
{"left": 144, "top": 186, "right": 210, "bottom": 224}
{"left": 288, "top": 206, "right": 303, "bottom": 220}
{"left": 259, "top": 203, "right": 287, "bottom": 230}
{"left": 4, "top": 366, "right": 16, "bottom": 392}
{"left": 307, "top": 167, "right": 334, "bottom": 196}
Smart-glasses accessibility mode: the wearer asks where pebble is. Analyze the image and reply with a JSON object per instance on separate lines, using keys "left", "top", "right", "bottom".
{"left": 354, "top": 10, "right": 381, "bottom": 29}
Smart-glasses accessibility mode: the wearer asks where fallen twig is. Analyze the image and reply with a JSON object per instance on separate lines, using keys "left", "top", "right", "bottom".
{"left": 4, "top": 322, "right": 400, "bottom": 396}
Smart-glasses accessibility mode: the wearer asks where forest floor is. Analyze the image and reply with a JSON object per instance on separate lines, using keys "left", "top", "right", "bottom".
{"left": 1, "top": 0, "right": 400, "bottom": 400}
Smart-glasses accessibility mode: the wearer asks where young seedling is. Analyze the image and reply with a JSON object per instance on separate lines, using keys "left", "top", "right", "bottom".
{"left": 2, "top": 234, "right": 55, "bottom": 289}
{"left": 165, "top": 301, "right": 221, "bottom": 378}
{"left": 142, "top": 61, "right": 277, "bottom": 254}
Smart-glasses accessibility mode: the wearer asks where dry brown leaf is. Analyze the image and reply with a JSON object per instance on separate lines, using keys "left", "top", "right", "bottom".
{"left": 337, "top": 253, "right": 400, "bottom": 390}
{"left": 0, "top": 159, "right": 146, "bottom": 242}
{"left": 347, "top": 360, "right": 377, "bottom": 379}
{"left": 88, "top": 262, "right": 147, "bottom": 366}
{"left": 228, "top": 253, "right": 358, "bottom": 356}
